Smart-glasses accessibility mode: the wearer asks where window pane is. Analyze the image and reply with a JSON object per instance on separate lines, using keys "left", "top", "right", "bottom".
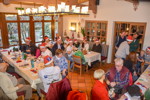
{"left": 44, "top": 22, "right": 52, "bottom": 39}
{"left": 0, "top": 29, "right": 2, "bottom": 47}
{"left": 20, "top": 23, "right": 30, "bottom": 44}
{"left": 33, "top": 16, "right": 42, "bottom": 21}
{"left": 5, "top": 14, "right": 17, "bottom": 20}
{"left": 20, "top": 16, "right": 30, "bottom": 20}
{"left": 34, "top": 22, "right": 42, "bottom": 42}
{"left": 7, "top": 23, "right": 19, "bottom": 45}
{"left": 55, "top": 22, "right": 58, "bottom": 34}
{"left": 44, "top": 16, "right": 52, "bottom": 20}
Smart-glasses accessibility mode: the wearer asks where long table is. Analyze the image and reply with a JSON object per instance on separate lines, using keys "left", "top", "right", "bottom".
{"left": 135, "top": 65, "right": 150, "bottom": 94}
{"left": 84, "top": 51, "right": 101, "bottom": 66}
{"left": 1, "top": 51, "right": 42, "bottom": 89}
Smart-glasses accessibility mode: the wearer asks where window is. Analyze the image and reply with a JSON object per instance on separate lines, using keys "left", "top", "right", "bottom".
{"left": 20, "top": 23, "right": 30, "bottom": 44}
{"left": 34, "top": 22, "right": 43, "bottom": 42}
{"left": 44, "top": 16, "right": 52, "bottom": 20}
{"left": 20, "top": 16, "right": 30, "bottom": 20}
{"left": 44, "top": 22, "right": 52, "bottom": 39}
{"left": 1, "top": 13, "right": 60, "bottom": 48}
{"left": 5, "top": 14, "right": 17, "bottom": 20}
{"left": 0, "top": 29, "right": 2, "bottom": 47}
{"left": 85, "top": 21, "right": 107, "bottom": 43}
{"left": 7, "top": 23, "right": 19, "bottom": 45}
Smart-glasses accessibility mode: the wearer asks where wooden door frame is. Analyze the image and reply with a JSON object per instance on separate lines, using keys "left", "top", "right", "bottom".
{"left": 111, "top": 21, "right": 147, "bottom": 63}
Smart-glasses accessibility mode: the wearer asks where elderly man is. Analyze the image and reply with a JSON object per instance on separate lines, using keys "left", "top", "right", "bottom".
{"left": 91, "top": 38, "right": 102, "bottom": 53}
{"left": 141, "top": 47, "right": 150, "bottom": 72}
{"left": 20, "top": 37, "right": 36, "bottom": 56}
{"left": 106, "top": 58, "right": 131, "bottom": 91}
{"left": 0, "top": 63, "right": 32, "bottom": 100}
{"left": 52, "top": 38, "right": 65, "bottom": 56}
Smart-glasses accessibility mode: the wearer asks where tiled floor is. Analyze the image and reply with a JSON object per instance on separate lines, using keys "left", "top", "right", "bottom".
{"left": 68, "top": 62, "right": 114, "bottom": 100}
{"left": 17, "top": 62, "right": 114, "bottom": 100}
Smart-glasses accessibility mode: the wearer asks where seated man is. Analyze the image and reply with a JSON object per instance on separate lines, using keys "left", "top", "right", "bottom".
{"left": 40, "top": 42, "right": 52, "bottom": 57}
{"left": 106, "top": 58, "right": 131, "bottom": 92}
{"left": 0, "top": 63, "right": 32, "bottom": 100}
{"left": 73, "top": 39, "right": 80, "bottom": 48}
{"left": 142, "top": 47, "right": 150, "bottom": 72}
{"left": 52, "top": 38, "right": 65, "bottom": 56}
{"left": 20, "top": 37, "right": 37, "bottom": 56}
{"left": 91, "top": 38, "right": 102, "bottom": 53}
{"left": 64, "top": 36, "right": 70, "bottom": 45}
{"left": 53, "top": 49, "right": 68, "bottom": 78}
{"left": 81, "top": 39, "right": 89, "bottom": 52}
{"left": 37, "top": 55, "right": 61, "bottom": 96}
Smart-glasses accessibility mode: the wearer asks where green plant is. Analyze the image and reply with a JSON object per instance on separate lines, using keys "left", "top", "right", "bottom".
{"left": 81, "top": 27, "right": 85, "bottom": 37}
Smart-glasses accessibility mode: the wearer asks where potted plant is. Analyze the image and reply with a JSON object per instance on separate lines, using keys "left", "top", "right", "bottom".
{"left": 81, "top": 27, "right": 85, "bottom": 37}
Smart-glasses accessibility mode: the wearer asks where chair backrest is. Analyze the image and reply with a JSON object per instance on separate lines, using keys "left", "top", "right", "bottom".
{"left": 67, "top": 90, "right": 88, "bottom": 100}
{"left": 72, "top": 55, "right": 82, "bottom": 65}
{"left": 46, "top": 77, "right": 72, "bottom": 100}
{"left": 67, "top": 60, "right": 70, "bottom": 71}
{"left": 101, "top": 44, "right": 109, "bottom": 57}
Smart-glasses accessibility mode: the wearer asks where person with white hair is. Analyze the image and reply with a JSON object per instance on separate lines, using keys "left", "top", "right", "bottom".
{"left": 106, "top": 58, "right": 131, "bottom": 92}
{"left": 0, "top": 63, "right": 32, "bottom": 100}
{"left": 91, "top": 69, "right": 110, "bottom": 100}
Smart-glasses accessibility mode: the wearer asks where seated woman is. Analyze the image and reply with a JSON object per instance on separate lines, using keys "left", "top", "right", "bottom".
{"left": 37, "top": 55, "right": 61, "bottom": 96}
{"left": 81, "top": 38, "right": 89, "bottom": 53}
{"left": 73, "top": 39, "right": 80, "bottom": 48}
{"left": 124, "top": 52, "right": 138, "bottom": 81}
{"left": 53, "top": 49, "right": 68, "bottom": 78}
{"left": 92, "top": 69, "right": 110, "bottom": 100}
{"left": 0, "top": 63, "right": 32, "bottom": 100}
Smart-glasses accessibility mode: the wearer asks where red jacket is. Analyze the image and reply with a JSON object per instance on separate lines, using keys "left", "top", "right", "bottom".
{"left": 46, "top": 78, "right": 72, "bottom": 100}
{"left": 92, "top": 80, "right": 110, "bottom": 100}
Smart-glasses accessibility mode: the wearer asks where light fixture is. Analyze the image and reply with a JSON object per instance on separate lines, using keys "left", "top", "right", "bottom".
{"left": 70, "top": 23, "right": 76, "bottom": 32}
{"left": 18, "top": 2, "right": 89, "bottom": 16}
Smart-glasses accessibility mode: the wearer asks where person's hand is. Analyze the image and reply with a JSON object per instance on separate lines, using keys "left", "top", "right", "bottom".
{"left": 17, "top": 84, "right": 24, "bottom": 89}
{"left": 105, "top": 79, "right": 110, "bottom": 85}
{"left": 110, "top": 82, "right": 116, "bottom": 87}
{"left": 62, "top": 69, "right": 67, "bottom": 76}
{"left": 118, "top": 95, "right": 127, "bottom": 100}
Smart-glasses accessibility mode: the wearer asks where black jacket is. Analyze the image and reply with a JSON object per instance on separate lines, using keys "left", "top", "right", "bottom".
{"left": 91, "top": 44, "right": 102, "bottom": 53}
{"left": 52, "top": 43, "right": 65, "bottom": 56}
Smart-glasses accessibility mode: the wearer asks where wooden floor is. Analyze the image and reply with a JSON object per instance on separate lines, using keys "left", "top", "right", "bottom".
{"left": 17, "top": 62, "right": 114, "bottom": 100}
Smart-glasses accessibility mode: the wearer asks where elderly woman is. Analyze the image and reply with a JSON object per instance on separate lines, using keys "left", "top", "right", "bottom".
{"left": 91, "top": 69, "right": 110, "bottom": 100}
{"left": 0, "top": 63, "right": 32, "bottom": 100}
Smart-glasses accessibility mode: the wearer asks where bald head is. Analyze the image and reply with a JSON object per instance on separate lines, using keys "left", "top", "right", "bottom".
{"left": 0, "top": 63, "right": 9, "bottom": 72}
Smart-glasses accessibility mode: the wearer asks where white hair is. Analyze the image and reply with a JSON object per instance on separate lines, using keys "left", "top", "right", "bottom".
{"left": 114, "top": 58, "right": 123, "bottom": 65}
{"left": 94, "top": 69, "right": 105, "bottom": 80}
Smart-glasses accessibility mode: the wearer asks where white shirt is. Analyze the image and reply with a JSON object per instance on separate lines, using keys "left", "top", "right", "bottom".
{"left": 115, "top": 41, "right": 129, "bottom": 59}
{"left": 38, "top": 66, "right": 61, "bottom": 92}
{"left": 124, "top": 92, "right": 140, "bottom": 100}
{"left": 41, "top": 49, "right": 52, "bottom": 57}
{"left": 83, "top": 43, "right": 89, "bottom": 51}
{"left": 66, "top": 45, "right": 74, "bottom": 56}
{"left": 64, "top": 40, "right": 69, "bottom": 45}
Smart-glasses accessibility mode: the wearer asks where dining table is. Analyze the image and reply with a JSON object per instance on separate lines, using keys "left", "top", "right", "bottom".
{"left": 134, "top": 65, "right": 150, "bottom": 94}
{"left": 84, "top": 51, "right": 101, "bottom": 66}
{"left": 1, "top": 50, "right": 43, "bottom": 89}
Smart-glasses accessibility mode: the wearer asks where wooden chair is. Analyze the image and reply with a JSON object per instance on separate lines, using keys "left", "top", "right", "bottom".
{"left": 67, "top": 60, "right": 71, "bottom": 72}
{"left": 100, "top": 44, "right": 109, "bottom": 66}
{"left": 72, "top": 55, "right": 88, "bottom": 75}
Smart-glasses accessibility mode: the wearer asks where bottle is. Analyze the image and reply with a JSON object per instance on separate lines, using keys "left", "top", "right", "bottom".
{"left": 31, "top": 59, "right": 34, "bottom": 68}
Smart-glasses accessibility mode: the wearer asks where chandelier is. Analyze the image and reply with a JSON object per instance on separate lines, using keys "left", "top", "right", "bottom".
{"left": 18, "top": 2, "right": 89, "bottom": 16}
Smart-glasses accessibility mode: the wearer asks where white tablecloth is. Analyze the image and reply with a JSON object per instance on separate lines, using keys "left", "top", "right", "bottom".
{"left": 84, "top": 51, "right": 101, "bottom": 66}
{"left": 135, "top": 65, "right": 150, "bottom": 94}
{"left": 1, "top": 52, "right": 42, "bottom": 89}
